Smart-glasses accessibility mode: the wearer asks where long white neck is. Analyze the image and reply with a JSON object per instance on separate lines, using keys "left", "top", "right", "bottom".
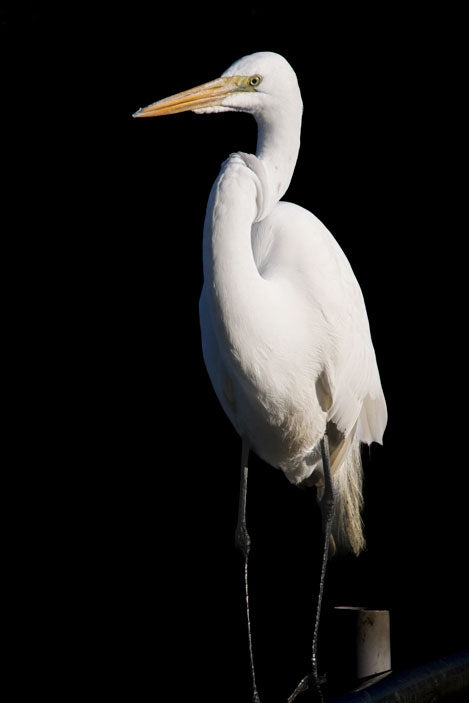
{"left": 255, "top": 102, "right": 302, "bottom": 207}
{"left": 202, "top": 156, "right": 267, "bottom": 358}
{"left": 202, "top": 103, "right": 302, "bottom": 379}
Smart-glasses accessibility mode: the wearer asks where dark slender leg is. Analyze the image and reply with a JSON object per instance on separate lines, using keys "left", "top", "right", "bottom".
{"left": 287, "top": 432, "right": 336, "bottom": 702}
{"left": 235, "top": 440, "right": 261, "bottom": 703}
{"left": 313, "top": 433, "right": 336, "bottom": 677}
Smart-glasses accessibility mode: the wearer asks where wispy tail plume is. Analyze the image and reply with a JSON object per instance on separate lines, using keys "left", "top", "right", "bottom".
{"left": 332, "top": 438, "right": 365, "bottom": 555}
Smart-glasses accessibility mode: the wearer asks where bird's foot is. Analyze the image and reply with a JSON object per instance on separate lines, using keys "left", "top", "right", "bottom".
{"left": 287, "top": 672, "right": 327, "bottom": 702}
{"left": 287, "top": 674, "right": 310, "bottom": 702}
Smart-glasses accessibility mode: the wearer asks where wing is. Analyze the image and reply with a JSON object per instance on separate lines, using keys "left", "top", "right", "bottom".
{"left": 251, "top": 201, "right": 387, "bottom": 446}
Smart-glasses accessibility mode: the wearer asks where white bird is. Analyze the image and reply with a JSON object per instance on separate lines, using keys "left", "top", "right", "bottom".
{"left": 134, "top": 51, "right": 387, "bottom": 703}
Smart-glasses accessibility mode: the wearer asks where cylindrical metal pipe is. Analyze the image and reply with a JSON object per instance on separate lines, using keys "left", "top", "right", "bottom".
{"left": 330, "top": 649, "right": 469, "bottom": 702}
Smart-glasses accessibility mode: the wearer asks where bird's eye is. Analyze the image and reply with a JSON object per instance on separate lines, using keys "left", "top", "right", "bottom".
{"left": 249, "top": 75, "right": 262, "bottom": 87}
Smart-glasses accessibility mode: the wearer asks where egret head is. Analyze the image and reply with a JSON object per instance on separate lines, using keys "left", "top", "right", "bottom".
{"left": 133, "top": 52, "right": 302, "bottom": 121}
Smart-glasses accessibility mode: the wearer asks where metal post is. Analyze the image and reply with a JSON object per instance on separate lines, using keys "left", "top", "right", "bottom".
{"left": 328, "top": 607, "right": 391, "bottom": 685}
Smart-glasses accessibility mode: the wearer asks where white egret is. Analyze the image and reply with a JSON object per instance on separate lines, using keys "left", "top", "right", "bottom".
{"left": 134, "top": 51, "right": 387, "bottom": 702}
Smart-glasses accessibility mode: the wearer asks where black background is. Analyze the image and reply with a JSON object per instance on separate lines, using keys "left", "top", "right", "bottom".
{"left": 3, "top": 2, "right": 467, "bottom": 701}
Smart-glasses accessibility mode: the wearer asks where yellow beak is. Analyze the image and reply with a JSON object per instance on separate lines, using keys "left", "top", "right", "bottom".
{"left": 133, "top": 76, "right": 243, "bottom": 118}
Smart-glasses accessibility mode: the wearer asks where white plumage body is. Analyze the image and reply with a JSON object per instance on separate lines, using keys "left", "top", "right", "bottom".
{"left": 200, "top": 151, "right": 386, "bottom": 489}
